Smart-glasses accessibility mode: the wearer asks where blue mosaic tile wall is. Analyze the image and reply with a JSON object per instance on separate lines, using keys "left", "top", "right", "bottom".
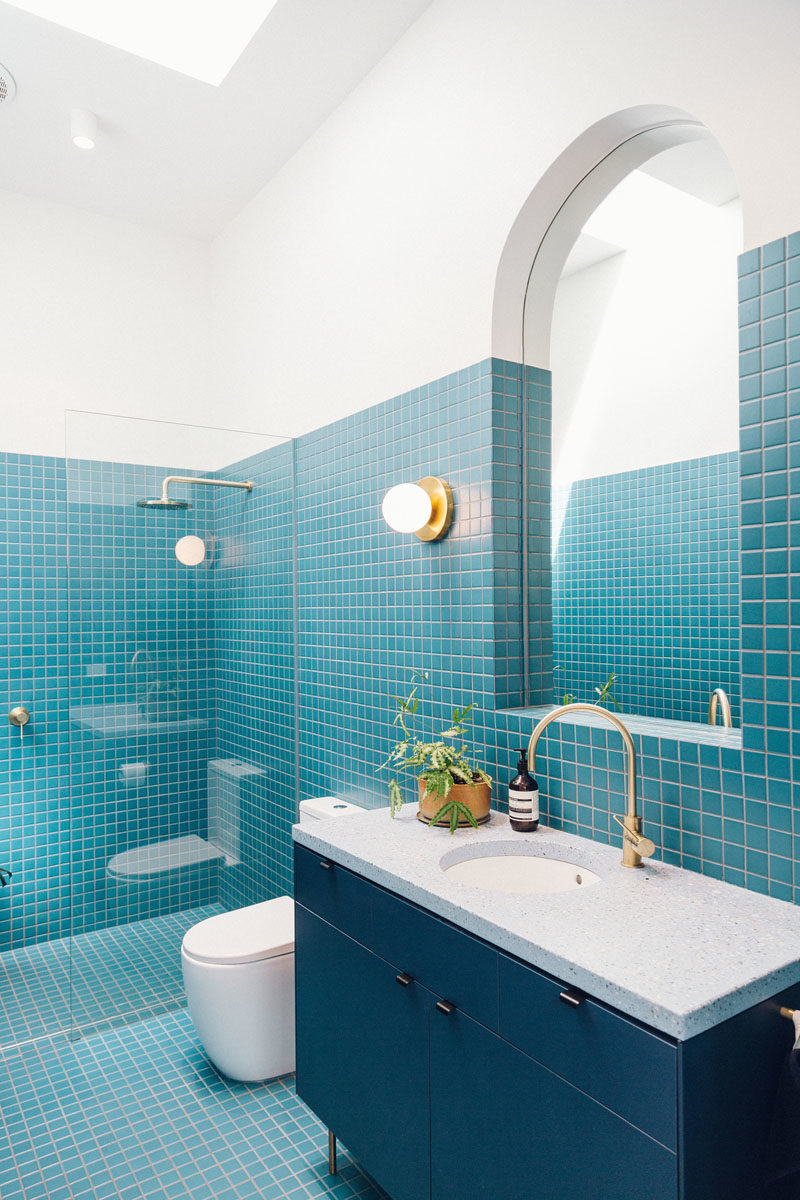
{"left": 2, "top": 446, "right": 296, "bottom": 955}
{"left": 212, "top": 441, "right": 296, "bottom": 907}
{"left": 1, "top": 442, "right": 296, "bottom": 956}
{"left": 524, "top": 369, "right": 554, "bottom": 706}
{"left": 0, "top": 454, "right": 69, "bottom": 951}
{"left": 486, "top": 363, "right": 552, "bottom": 709}
{"left": 290, "top": 225, "right": 800, "bottom": 905}
{"left": 294, "top": 363, "right": 500, "bottom": 836}
{"left": 66, "top": 460, "right": 218, "bottom": 938}
{"left": 552, "top": 453, "right": 741, "bottom": 724}
{"left": 3, "top": 228, "right": 800, "bottom": 972}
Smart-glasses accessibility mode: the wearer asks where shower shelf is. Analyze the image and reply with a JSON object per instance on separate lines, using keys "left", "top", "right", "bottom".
{"left": 69, "top": 703, "right": 207, "bottom": 739}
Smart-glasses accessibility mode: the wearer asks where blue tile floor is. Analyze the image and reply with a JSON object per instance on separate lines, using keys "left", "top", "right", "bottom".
{"left": 0, "top": 1009, "right": 385, "bottom": 1200}
{"left": 0, "top": 906, "right": 224, "bottom": 1050}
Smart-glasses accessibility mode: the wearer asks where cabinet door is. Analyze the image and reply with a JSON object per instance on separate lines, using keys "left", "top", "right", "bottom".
{"left": 430, "top": 1002, "right": 678, "bottom": 1200}
{"left": 295, "top": 903, "right": 433, "bottom": 1200}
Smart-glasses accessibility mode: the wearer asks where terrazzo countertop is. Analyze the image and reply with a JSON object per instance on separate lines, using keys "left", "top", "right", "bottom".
{"left": 293, "top": 806, "right": 800, "bottom": 1040}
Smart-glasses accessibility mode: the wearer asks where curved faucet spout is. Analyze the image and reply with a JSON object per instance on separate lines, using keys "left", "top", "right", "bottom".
{"left": 527, "top": 704, "right": 656, "bottom": 869}
{"left": 708, "top": 688, "right": 732, "bottom": 729}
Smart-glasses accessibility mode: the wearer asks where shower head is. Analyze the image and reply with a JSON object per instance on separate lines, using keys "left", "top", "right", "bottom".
{"left": 136, "top": 497, "right": 192, "bottom": 510}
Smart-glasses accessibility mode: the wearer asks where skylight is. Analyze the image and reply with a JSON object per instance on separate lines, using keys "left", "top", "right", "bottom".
{"left": 7, "top": 0, "right": 279, "bottom": 85}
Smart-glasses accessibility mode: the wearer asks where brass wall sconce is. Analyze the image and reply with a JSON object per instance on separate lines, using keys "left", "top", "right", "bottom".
{"left": 381, "top": 476, "right": 454, "bottom": 542}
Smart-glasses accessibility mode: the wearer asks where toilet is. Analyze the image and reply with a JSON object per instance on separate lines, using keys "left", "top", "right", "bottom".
{"left": 181, "top": 795, "right": 364, "bottom": 1081}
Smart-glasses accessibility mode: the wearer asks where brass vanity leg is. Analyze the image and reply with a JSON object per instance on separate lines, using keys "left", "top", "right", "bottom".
{"left": 327, "top": 1130, "right": 337, "bottom": 1175}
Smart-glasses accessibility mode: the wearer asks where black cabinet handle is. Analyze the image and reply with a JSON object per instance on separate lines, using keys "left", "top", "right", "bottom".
{"left": 396, "top": 972, "right": 413, "bottom": 987}
{"left": 319, "top": 859, "right": 332, "bottom": 870}
{"left": 559, "top": 988, "right": 584, "bottom": 1009}
{"left": 436, "top": 1000, "right": 456, "bottom": 1015}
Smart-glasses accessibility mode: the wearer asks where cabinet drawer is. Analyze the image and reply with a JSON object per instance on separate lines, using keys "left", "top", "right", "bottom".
{"left": 431, "top": 1003, "right": 678, "bottom": 1200}
{"left": 499, "top": 954, "right": 677, "bottom": 1150}
{"left": 294, "top": 844, "right": 373, "bottom": 947}
{"left": 371, "top": 885, "right": 499, "bottom": 1031}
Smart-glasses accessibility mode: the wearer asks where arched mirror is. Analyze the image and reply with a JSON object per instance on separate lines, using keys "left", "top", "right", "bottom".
{"left": 523, "top": 134, "right": 742, "bottom": 726}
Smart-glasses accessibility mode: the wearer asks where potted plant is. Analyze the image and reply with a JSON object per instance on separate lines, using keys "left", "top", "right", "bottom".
{"left": 382, "top": 672, "right": 492, "bottom": 832}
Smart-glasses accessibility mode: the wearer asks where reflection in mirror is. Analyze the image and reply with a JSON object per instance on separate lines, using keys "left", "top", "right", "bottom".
{"left": 544, "top": 139, "right": 742, "bottom": 725}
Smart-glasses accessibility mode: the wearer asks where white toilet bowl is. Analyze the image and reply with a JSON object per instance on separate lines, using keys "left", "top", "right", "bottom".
{"left": 181, "top": 795, "right": 364, "bottom": 1081}
{"left": 182, "top": 895, "right": 295, "bottom": 1081}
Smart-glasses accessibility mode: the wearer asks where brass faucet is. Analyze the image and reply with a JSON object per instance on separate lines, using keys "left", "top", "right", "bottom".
{"left": 708, "top": 688, "right": 732, "bottom": 728}
{"left": 527, "top": 704, "right": 656, "bottom": 869}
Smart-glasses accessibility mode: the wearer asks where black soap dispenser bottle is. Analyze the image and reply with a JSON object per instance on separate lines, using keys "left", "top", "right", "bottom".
{"left": 508, "top": 748, "right": 539, "bottom": 832}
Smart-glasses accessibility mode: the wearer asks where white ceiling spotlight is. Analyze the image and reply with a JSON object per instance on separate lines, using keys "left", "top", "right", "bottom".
{"left": 70, "top": 107, "right": 97, "bottom": 150}
{"left": 0, "top": 63, "right": 17, "bottom": 106}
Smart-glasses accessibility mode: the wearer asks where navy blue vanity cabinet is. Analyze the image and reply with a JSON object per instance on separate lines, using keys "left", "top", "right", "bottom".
{"left": 293, "top": 844, "right": 800, "bottom": 1200}
{"left": 294, "top": 902, "right": 433, "bottom": 1200}
{"left": 429, "top": 1002, "right": 678, "bottom": 1200}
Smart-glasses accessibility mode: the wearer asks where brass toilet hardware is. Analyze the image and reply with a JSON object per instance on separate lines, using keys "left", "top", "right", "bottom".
{"left": 9, "top": 706, "right": 30, "bottom": 731}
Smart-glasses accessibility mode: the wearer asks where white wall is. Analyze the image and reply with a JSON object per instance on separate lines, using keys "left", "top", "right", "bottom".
{"left": 550, "top": 175, "right": 742, "bottom": 484}
{"left": 5, "top": 0, "right": 800, "bottom": 454}
{"left": 0, "top": 188, "right": 213, "bottom": 459}
{"left": 210, "top": 0, "right": 800, "bottom": 436}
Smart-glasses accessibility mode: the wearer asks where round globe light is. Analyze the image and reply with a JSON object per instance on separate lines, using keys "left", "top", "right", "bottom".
{"left": 174, "top": 535, "right": 206, "bottom": 566}
{"left": 381, "top": 483, "right": 432, "bottom": 533}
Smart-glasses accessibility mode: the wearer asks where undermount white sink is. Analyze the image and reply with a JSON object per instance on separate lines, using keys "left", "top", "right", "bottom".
{"left": 439, "top": 841, "right": 601, "bottom": 895}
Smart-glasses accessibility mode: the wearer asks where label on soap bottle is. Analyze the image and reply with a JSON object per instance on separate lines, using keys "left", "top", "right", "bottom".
{"left": 508, "top": 787, "right": 539, "bottom": 823}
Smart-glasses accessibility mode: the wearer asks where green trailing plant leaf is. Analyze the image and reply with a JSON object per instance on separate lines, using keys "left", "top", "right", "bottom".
{"left": 422, "top": 770, "right": 453, "bottom": 801}
{"left": 455, "top": 801, "right": 479, "bottom": 829}
{"left": 555, "top": 672, "right": 621, "bottom": 712}
{"left": 388, "top": 778, "right": 403, "bottom": 817}
{"left": 595, "top": 672, "right": 622, "bottom": 710}
{"left": 425, "top": 798, "right": 481, "bottom": 832}
{"left": 429, "top": 797, "right": 455, "bottom": 827}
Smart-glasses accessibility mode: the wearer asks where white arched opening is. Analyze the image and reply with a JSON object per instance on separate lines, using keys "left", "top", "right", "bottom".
{"left": 494, "top": 105, "right": 743, "bottom": 720}
{"left": 491, "top": 104, "right": 724, "bottom": 367}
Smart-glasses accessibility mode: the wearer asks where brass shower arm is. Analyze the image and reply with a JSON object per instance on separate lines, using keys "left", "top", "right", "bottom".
{"left": 159, "top": 476, "right": 253, "bottom": 504}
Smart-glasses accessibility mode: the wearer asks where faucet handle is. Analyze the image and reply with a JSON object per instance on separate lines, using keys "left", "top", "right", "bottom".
{"left": 613, "top": 813, "right": 656, "bottom": 860}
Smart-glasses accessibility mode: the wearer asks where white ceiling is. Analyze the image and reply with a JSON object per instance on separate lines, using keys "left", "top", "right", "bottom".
{"left": 561, "top": 233, "right": 623, "bottom": 279}
{"left": 638, "top": 138, "right": 739, "bottom": 207}
{"left": 0, "top": 0, "right": 432, "bottom": 239}
{"left": 562, "top": 139, "right": 741, "bottom": 281}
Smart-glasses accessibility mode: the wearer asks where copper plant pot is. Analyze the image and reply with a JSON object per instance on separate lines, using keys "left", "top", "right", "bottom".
{"left": 417, "top": 777, "right": 491, "bottom": 827}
